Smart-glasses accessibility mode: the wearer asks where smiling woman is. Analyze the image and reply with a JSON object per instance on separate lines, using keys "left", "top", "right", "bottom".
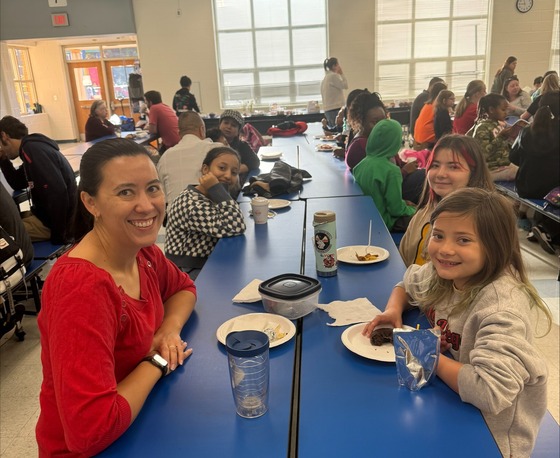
{"left": 36, "top": 138, "right": 197, "bottom": 456}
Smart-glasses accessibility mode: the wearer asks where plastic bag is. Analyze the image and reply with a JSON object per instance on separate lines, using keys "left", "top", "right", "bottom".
{"left": 394, "top": 328, "right": 440, "bottom": 391}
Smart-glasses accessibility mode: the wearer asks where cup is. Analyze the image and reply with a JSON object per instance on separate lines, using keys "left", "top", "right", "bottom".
{"left": 251, "top": 197, "right": 269, "bottom": 224}
{"left": 226, "top": 330, "right": 270, "bottom": 418}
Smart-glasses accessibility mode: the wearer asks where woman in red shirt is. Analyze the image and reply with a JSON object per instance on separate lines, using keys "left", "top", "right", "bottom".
{"left": 36, "top": 139, "right": 196, "bottom": 457}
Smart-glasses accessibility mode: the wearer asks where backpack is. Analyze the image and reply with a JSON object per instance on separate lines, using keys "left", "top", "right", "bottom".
{"left": 241, "top": 123, "right": 268, "bottom": 152}
{"left": 267, "top": 121, "right": 308, "bottom": 137}
{"left": 0, "top": 226, "right": 27, "bottom": 340}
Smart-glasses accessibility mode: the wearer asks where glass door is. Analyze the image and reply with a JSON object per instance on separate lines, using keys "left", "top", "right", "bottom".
{"left": 67, "top": 61, "right": 108, "bottom": 139}
{"left": 104, "top": 59, "right": 141, "bottom": 123}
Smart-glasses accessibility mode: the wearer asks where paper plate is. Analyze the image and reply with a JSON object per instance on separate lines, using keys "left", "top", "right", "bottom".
{"left": 316, "top": 145, "right": 334, "bottom": 152}
{"left": 260, "top": 151, "right": 283, "bottom": 160}
{"left": 337, "top": 246, "right": 389, "bottom": 264}
{"left": 268, "top": 199, "right": 291, "bottom": 210}
{"left": 216, "top": 313, "right": 296, "bottom": 348}
{"left": 341, "top": 323, "right": 414, "bottom": 362}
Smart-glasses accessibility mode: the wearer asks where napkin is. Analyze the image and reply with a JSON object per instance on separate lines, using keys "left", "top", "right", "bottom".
{"left": 316, "top": 297, "right": 382, "bottom": 326}
{"left": 232, "top": 279, "right": 263, "bottom": 303}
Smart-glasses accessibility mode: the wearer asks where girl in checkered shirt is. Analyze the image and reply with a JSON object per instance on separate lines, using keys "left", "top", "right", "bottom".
{"left": 165, "top": 146, "right": 246, "bottom": 279}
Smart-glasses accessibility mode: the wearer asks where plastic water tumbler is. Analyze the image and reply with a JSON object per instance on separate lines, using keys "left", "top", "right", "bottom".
{"left": 226, "top": 330, "right": 270, "bottom": 418}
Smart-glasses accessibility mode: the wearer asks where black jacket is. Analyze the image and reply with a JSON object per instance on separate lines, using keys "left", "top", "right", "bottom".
{"left": 0, "top": 134, "right": 77, "bottom": 243}
{"left": 510, "top": 127, "right": 560, "bottom": 199}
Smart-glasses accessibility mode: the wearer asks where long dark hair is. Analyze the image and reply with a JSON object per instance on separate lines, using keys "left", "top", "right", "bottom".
{"left": 530, "top": 90, "right": 560, "bottom": 151}
{"left": 71, "top": 139, "right": 152, "bottom": 241}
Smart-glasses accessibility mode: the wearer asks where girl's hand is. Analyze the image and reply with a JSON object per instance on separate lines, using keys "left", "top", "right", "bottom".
{"left": 198, "top": 171, "right": 219, "bottom": 193}
{"left": 362, "top": 310, "right": 403, "bottom": 337}
{"left": 402, "top": 160, "right": 418, "bottom": 176}
{"left": 499, "top": 126, "right": 513, "bottom": 138}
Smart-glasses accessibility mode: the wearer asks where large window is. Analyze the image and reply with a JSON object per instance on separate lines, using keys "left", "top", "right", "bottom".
{"left": 375, "top": 0, "right": 490, "bottom": 100}
{"left": 213, "top": 0, "right": 327, "bottom": 108}
{"left": 551, "top": 0, "right": 560, "bottom": 72}
{"left": 8, "top": 47, "right": 38, "bottom": 115}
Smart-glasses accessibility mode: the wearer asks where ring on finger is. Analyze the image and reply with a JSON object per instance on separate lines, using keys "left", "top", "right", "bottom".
{"left": 169, "top": 345, "right": 177, "bottom": 349}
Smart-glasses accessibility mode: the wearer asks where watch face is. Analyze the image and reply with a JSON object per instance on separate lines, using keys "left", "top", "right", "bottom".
{"left": 152, "top": 353, "right": 168, "bottom": 368}
{"left": 516, "top": 0, "right": 533, "bottom": 13}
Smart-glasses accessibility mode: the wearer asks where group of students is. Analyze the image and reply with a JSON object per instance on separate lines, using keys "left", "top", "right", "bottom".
{"left": 1, "top": 59, "right": 557, "bottom": 456}
{"left": 321, "top": 59, "right": 556, "bottom": 456}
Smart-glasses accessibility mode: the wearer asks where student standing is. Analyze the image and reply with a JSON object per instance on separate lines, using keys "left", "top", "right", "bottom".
{"left": 320, "top": 57, "right": 348, "bottom": 128}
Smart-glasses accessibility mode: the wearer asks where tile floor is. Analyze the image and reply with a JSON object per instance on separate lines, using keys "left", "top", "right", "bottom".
{"left": 1, "top": 229, "right": 558, "bottom": 457}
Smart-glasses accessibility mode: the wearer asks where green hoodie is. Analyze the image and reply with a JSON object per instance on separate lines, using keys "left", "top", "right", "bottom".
{"left": 353, "top": 118, "right": 416, "bottom": 230}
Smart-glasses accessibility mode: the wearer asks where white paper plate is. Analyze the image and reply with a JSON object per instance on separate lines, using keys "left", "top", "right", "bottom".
{"left": 341, "top": 323, "right": 414, "bottom": 362}
{"left": 314, "top": 135, "right": 336, "bottom": 141}
{"left": 337, "top": 246, "right": 389, "bottom": 264}
{"left": 216, "top": 313, "right": 296, "bottom": 348}
{"left": 260, "top": 151, "right": 283, "bottom": 160}
{"left": 316, "top": 145, "right": 334, "bottom": 152}
{"left": 268, "top": 199, "right": 291, "bottom": 210}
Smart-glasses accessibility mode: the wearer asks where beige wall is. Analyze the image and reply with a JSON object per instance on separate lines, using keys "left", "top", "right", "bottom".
{"left": 28, "top": 41, "right": 76, "bottom": 141}
{"left": 489, "top": 0, "right": 557, "bottom": 91}
{"left": 1, "top": 0, "right": 558, "bottom": 141}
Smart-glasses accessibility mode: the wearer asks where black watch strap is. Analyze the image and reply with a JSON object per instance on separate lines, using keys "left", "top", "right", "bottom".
{"left": 141, "top": 354, "right": 168, "bottom": 378}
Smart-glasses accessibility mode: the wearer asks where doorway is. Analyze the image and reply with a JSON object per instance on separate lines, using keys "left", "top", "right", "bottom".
{"left": 104, "top": 59, "right": 140, "bottom": 121}
{"left": 67, "top": 61, "right": 108, "bottom": 139}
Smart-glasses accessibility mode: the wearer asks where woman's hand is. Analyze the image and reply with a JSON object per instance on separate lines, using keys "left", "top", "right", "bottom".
{"left": 362, "top": 310, "right": 403, "bottom": 338}
{"left": 152, "top": 332, "right": 193, "bottom": 372}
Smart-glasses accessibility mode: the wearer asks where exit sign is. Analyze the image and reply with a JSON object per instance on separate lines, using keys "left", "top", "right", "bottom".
{"left": 51, "top": 13, "right": 69, "bottom": 27}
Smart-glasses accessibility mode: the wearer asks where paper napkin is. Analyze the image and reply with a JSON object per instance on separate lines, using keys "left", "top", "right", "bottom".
{"left": 316, "top": 297, "right": 382, "bottom": 326}
{"left": 232, "top": 279, "right": 263, "bottom": 303}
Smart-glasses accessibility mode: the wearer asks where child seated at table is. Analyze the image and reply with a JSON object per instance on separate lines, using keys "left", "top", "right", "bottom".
{"left": 165, "top": 146, "right": 246, "bottom": 279}
{"left": 363, "top": 188, "right": 552, "bottom": 458}
{"left": 399, "top": 135, "right": 494, "bottom": 266}
{"left": 467, "top": 93, "right": 518, "bottom": 182}
{"left": 353, "top": 118, "right": 416, "bottom": 232}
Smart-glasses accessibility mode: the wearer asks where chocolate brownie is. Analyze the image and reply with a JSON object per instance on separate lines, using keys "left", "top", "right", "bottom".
{"left": 370, "top": 327, "right": 393, "bottom": 346}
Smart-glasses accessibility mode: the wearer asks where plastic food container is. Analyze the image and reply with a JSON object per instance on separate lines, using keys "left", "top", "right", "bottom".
{"left": 258, "top": 273, "right": 322, "bottom": 320}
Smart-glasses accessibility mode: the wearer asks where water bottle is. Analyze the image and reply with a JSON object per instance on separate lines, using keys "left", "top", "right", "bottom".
{"left": 313, "top": 211, "right": 337, "bottom": 277}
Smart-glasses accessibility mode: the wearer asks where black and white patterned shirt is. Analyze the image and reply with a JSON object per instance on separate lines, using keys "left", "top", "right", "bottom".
{"left": 165, "top": 185, "right": 246, "bottom": 259}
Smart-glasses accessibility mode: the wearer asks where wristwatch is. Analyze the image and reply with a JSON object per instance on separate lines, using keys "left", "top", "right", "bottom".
{"left": 141, "top": 353, "right": 168, "bottom": 378}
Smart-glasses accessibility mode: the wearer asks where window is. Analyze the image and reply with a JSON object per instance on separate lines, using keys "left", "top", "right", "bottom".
{"left": 8, "top": 47, "right": 38, "bottom": 115}
{"left": 551, "top": 0, "right": 560, "bottom": 72}
{"left": 213, "top": 0, "right": 327, "bottom": 108}
{"left": 375, "top": 0, "right": 490, "bottom": 101}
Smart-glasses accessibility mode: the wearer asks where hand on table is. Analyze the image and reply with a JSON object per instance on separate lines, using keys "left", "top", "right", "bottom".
{"left": 152, "top": 332, "right": 192, "bottom": 372}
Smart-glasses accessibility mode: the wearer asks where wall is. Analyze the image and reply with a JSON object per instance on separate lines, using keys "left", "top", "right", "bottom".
{"left": 28, "top": 41, "right": 76, "bottom": 141}
{"left": 132, "top": 0, "right": 220, "bottom": 113}
{"left": 0, "top": 0, "right": 136, "bottom": 41}
{"left": 489, "top": 0, "right": 557, "bottom": 91}
{"left": 1, "top": 0, "right": 558, "bottom": 141}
